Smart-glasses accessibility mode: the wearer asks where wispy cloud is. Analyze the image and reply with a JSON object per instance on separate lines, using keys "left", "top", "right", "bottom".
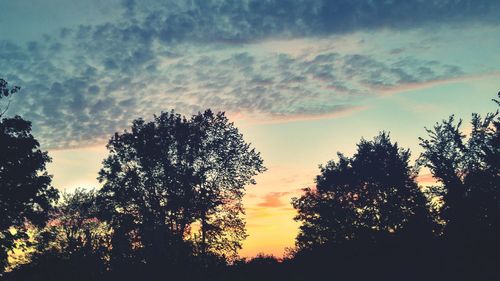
{"left": 417, "top": 173, "right": 437, "bottom": 185}
{"left": 257, "top": 192, "right": 293, "bottom": 208}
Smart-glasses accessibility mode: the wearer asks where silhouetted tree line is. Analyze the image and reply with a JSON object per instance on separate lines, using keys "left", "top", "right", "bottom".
{"left": 0, "top": 78, "right": 498, "bottom": 281}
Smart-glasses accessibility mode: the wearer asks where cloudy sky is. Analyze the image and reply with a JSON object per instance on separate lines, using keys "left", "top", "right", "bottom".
{"left": 1, "top": 0, "right": 499, "bottom": 257}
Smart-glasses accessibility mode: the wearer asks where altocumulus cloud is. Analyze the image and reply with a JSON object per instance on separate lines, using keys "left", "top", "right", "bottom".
{"left": 0, "top": 0, "right": 499, "bottom": 148}
{"left": 121, "top": 0, "right": 500, "bottom": 42}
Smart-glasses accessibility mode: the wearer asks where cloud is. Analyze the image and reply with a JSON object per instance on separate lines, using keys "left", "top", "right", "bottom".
{"left": 375, "top": 71, "right": 500, "bottom": 96}
{"left": 117, "top": 0, "right": 500, "bottom": 44}
{"left": 0, "top": 36, "right": 485, "bottom": 148}
{"left": 257, "top": 192, "right": 293, "bottom": 208}
{"left": 417, "top": 173, "right": 437, "bottom": 185}
{"left": 1, "top": 1, "right": 499, "bottom": 149}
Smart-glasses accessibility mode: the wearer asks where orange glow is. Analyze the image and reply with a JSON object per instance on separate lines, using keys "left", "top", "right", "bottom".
{"left": 238, "top": 166, "right": 311, "bottom": 258}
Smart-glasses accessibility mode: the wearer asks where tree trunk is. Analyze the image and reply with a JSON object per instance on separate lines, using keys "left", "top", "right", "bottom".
{"left": 201, "top": 210, "right": 207, "bottom": 259}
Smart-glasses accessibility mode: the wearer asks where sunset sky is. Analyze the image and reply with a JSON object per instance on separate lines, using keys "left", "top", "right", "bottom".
{"left": 1, "top": 0, "right": 499, "bottom": 258}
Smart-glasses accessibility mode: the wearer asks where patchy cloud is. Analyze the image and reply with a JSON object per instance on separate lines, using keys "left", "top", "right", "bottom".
{"left": 119, "top": 0, "right": 500, "bottom": 43}
{"left": 1, "top": 0, "right": 499, "bottom": 148}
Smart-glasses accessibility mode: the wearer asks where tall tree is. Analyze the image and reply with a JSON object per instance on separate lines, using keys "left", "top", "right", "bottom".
{"left": 0, "top": 116, "right": 58, "bottom": 272}
{"left": 417, "top": 93, "right": 500, "bottom": 280}
{"left": 293, "top": 132, "right": 433, "bottom": 250}
{"left": 418, "top": 93, "right": 499, "bottom": 242}
{"left": 98, "top": 110, "right": 265, "bottom": 267}
{"left": 98, "top": 111, "right": 194, "bottom": 268}
{"left": 188, "top": 110, "right": 265, "bottom": 260}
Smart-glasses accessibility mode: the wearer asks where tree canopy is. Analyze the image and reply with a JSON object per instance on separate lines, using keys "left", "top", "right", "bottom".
{"left": 293, "top": 132, "right": 433, "bottom": 250}
{"left": 0, "top": 116, "right": 58, "bottom": 272}
{"left": 418, "top": 93, "right": 499, "bottom": 247}
{"left": 97, "top": 109, "right": 265, "bottom": 269}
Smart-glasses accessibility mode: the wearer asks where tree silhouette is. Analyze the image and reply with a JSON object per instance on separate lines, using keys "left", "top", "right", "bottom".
{"left": 290, "top": 133, "right": 438, "bottom": 281}
{"left": 419, "top": 95, "right": 499, "bottom": 237}
{"left": 97, "top": 111, "right": 196, "bottom": 272}
{"left": 187, "top": 110, "right": 265, "bottom": 261}
{"left": 6, "top": 189, "right": 108, "bottom": 281}
{"left": 33, "top": 188, "right": 109, "bottom": 261}
{"left": 0, "top": 116, "right": 58, "bottom": 273}
{"left": 418, "top": 93, "right": 499, "bottom": 279}
{"left": 293, "top": 132, "right": 434, "bottom": 250}
{"left": 97, "top": 110, "right": 265, "bottom": 272}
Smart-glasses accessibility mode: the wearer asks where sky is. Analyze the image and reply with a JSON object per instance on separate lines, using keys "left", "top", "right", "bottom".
{"left": 1, "top": 0, "right": 499, "bottom": 258}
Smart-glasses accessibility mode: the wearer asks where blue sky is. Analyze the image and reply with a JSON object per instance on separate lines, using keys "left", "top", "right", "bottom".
{"left": 1, "top": 0, "right": 499, "bottom": 257}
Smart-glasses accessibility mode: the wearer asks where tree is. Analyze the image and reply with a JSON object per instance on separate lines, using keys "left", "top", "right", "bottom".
{"left": 97, "top": 110, "right": 265, "bottom": 269}
{"left": 292, "top": 132, "right": 433, "bottom": 250}
{"left": 5, "top": 188, "right": 110, "bottom": 281}
{"left": 417, "top": 93, "right": 500, "bottom": 280}
{"left": 97, "top": 111, "right": 194, "bottom": 271}
{"left": 187, "top": 110, "right": 265, "bottom": 261}
{"left": 0, "top": 116, "right": 58, "bottom": 272}
{"left": 0, "top": 79, "right": 20, "bottom": 118}
{"left": 418, "top": 93, "right": 499, "bottom": 243}
{"left": 36, "top": 188, "right": 109, "bottom": 259}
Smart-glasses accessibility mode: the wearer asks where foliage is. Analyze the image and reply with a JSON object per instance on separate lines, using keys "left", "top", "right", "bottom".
{"left": 418, "top": 92, "right": 499, "bottom": 268}
{"left": 0, "top": 116, "right": 58, "bottom": 272}
{"left": 97, "top": 109, "right": 265, "bottom": 268}
{"left": 292, "top": 132, "right": 434, "bottom": 250}
{"left": 34, "top": 188, "right": 110, "bottom": 258}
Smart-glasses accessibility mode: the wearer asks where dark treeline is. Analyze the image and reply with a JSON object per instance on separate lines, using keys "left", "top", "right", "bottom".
{"left": 0, "top": 78, "right": 499, "bottom": 281}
